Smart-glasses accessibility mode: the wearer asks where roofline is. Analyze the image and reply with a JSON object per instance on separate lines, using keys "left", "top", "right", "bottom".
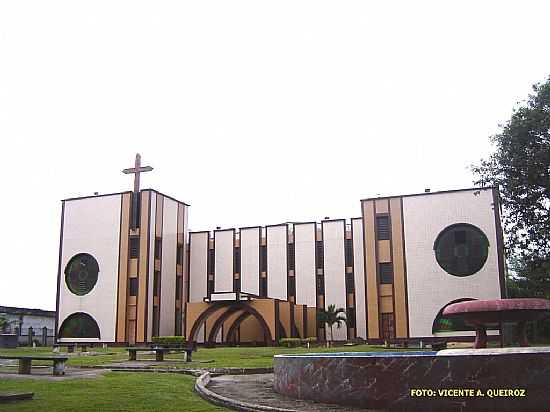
{"left": 62, "top": 188, "right": 191, "bottom": 206}
{"left": 142, "top": 189, "right": 191, "bottom": 206}
{"left": 0, "top": 306, "right": 56, "bottom": 317}
{"left": 62, "top": 191, "right": 132, "bottom": 202}
{"left": 360, "top": 186, "right": 495, "bottom": 202}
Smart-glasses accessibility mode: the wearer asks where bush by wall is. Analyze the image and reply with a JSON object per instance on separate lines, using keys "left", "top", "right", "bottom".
{"left": 151, "top": 336, "right": 186, "bottom": 346}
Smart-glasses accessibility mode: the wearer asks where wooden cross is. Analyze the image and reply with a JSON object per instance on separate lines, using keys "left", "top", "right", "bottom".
{"left": 123, "top": 153, "right": 153, "bottom": 229}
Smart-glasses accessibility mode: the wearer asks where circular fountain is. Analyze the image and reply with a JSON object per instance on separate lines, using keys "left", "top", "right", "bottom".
{"left": 273, "top": 299, "right": 550, "bottom": 410}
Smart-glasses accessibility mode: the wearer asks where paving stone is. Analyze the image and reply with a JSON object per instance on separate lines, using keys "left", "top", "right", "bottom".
{"left": 207, "top": 374, "right": 380, "bottom": 411}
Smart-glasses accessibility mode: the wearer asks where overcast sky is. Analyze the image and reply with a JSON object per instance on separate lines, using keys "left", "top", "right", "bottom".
{"left": 1, "top": 1, "right": 549, "bottom": 311}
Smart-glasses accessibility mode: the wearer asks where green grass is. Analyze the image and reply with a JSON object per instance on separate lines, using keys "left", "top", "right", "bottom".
{"left": 0, "top": 344, "right": 422, "bottom": 411}
{"left": 0, "top": 372, "right": 224, "bottom": 412}
{"left": 0, "top": 344, "right": 419, "bottom": 368}
{"left": 187, "top": 344, "right": 413, "bottom": 368}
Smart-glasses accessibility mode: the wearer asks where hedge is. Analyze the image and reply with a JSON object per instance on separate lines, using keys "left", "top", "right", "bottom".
{"left": 151, "top": 336, "right": 186, "bottom": 346}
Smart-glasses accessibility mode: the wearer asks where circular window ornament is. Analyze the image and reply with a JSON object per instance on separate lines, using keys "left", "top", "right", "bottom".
{"left": 64, "top": 253, "right": 99, "bottom": 295}
{"left": 433, "top": 223, "right": 489, "bottom": 277}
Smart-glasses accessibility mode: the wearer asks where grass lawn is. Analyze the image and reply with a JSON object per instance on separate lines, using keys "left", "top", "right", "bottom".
{"left": 0, "top": 372, "right": 224, "bottom": 412}
{"left": 0, "top": 344, "right": 422, "bottom": 411}
{"left": 0, "top": 343, "right": 421, "bottom": 368}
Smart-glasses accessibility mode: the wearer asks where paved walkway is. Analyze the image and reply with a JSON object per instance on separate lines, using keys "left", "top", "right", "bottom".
{"left": 0, "top": 367, "right": 107, "bottom": 381}
{"left": 207, "top": 373, "right": 380, "bottom": 411}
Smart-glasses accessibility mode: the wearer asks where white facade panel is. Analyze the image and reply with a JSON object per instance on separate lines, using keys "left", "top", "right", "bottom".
{"left": 267, "top": 226, "right": 287, "bottom": 301}
{"left": 189, "top": 232, "right": 209, "bottom": 302}
{"left": 214, "top": 230, "right": 234, "bottom": 293}
{"left": 403, "top": 189, "right": 502, "bottom": 337}
{"left": 58, "top": 195, "right": 121, "bottom": 343}
{"left": 352, "top": 218, "right": 367, "bottom": 339}
{"left": 146, "top": 192, "right": 157, "bottom": 341}
{"left": 159, "top": 198, "right": 178, "bottom": 336}
{"left": 294, "top": 223, "right": 316, "bottom": 308}
{"left": 240, "top": 227, "right": 260, "bottom": 295}
{"left": 322, "top": 220, "right": 347, "bottom": 341}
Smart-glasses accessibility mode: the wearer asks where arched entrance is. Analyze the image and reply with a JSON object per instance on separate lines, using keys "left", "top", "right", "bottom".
{"left": 188, "top": 302, "right": 274, "bottom": 345}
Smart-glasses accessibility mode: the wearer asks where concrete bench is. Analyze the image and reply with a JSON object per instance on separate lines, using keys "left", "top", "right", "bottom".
{"left": 0, "top": 355, "right": 69, "bottom": 376}
{"left": 125, "top": 346, "right": 196, "bottom": 362}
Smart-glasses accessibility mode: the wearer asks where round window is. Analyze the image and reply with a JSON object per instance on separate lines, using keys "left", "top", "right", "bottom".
{"left": 64, "top": 253, "right": 99, "bottom": 295}
{"left": 433, "top": 224, "right": 489, "bottom": 276}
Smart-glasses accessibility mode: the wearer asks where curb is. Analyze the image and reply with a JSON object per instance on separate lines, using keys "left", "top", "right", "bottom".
{"left": 96, "top": 365, "right": 272, "bottom": 376}
{"left": 195, "top": 372, "right": 298, "bottom": 412}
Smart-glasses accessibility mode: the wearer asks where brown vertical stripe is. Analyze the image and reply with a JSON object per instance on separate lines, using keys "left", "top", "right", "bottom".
{"left": 136, "top": 191, "right": 151, "bottom": 343}
{"left": 116, "top": 193, "right": 131, "bottom": 342}
{"left": 363, "top": 200, "right": 380, "bottom": 339}
{"left": 390, "top": 197, "right": 409, "bottom": 338}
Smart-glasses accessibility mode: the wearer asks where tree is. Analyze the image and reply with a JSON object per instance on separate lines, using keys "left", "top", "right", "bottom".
{"left": 317, "top": 304, "right": 347, "bottom": 347}
{"left": 472, "top": 76, "right": 550, "bottom": 297}
{"left": 0, "top": 314, "right": 12, "bottom": 333}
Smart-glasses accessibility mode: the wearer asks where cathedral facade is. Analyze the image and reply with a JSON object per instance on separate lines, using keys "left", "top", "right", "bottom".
{"left": 56, "top": 162, "right": 505, "bottom": 345}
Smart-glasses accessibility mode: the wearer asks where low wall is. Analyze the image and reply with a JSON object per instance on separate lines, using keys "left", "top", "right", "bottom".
{"left": 273, "top": 348, "right": 550, "bottom": 411}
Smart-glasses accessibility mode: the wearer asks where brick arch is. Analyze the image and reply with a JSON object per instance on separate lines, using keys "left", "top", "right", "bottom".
{"left": 188, "top": 302, "right": 274, "bottom": 344}
{"left": 207, "top": 307, "right": 245, "bottom": 343}
{"left": 188, "top": 304, "right": 228, "bottom": 343}
{"left": 225, "top": 312, "right": 252, "bottom": 343}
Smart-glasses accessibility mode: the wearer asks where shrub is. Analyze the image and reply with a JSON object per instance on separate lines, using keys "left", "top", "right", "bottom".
{"left": 301, "top": 337, "right": 317, "bottom": 343}
{"left": 279, "top": 338, "right": 301, "bottom": 347}
{"left": 151, "top": 336, "right": 186, "bottom": 346}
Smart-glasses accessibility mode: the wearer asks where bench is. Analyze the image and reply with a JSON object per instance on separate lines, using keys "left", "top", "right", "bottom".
{"left": 0, "top": 355, "right": 68, "bottom": 376}
{"left": 125, "top": 345, "right": 196, "bottom": 362}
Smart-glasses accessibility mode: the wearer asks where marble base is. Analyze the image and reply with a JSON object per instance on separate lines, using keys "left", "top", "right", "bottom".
{"left": 273, "top": 348, "right": 550, "bottom": 411}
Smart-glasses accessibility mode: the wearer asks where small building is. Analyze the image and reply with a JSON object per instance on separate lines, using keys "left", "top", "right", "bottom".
{"left": 0, "top": 306, "right": 56, "bottom": 346}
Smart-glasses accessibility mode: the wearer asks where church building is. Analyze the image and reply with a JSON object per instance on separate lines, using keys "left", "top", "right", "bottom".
{"left": 55, "top": 155, "right": 506, "bottom": 345}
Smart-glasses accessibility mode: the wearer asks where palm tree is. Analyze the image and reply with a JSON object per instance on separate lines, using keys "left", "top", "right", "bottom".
{"left": 317, "top": 304, "right": 347, "bottom": 347}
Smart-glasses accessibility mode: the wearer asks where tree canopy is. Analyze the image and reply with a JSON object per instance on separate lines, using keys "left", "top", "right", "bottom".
{"left": 473, "top": 76, "right": 550, "bottom": 297}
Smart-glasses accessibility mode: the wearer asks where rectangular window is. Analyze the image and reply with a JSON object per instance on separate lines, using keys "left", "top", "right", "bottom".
{"left": 345, "top": 273, "right": 355, "bottom": 292}
{"left": 176, "top": 276, "right": 182, "bottom": 300}
{"left": 376, "top": 216, "right": 391, "bottom": 240}
{"left": 344, "top": 238, "right": 353, "bottom": 267}
{"left": 346, "top": 308, "right": 356, "bottom": 328}
{"left": 287, "top": 243, "right": 295, "bottom": 271}
{"left": 234, "top": 247, "right": 241, "bottom": 273}
{"left": 381, "top": 313, "right": 395, "bottom": 339}
{"left": 129, "top": 236, "right": 140, "bottom": 258}
{"left": 152, "top": 306, "right": 160, "bottom": 337}
{"left": 379, "top": 263, "right": 394, "bottom": 284}
{"left": 175, "top": 312, "right": 182, "bottom": 335}
{"left": 260, "top": 246, "right": 267, "bottom": 272}
{"left": 176, "top": 244, "right": 184, "bottom": 265}
{"left": 207, "top": 248, "right": 215, "bottom": 275}
{"left": 129, "top": 277, "right": 139, "bottom": 296}
{"left": 259, "top": 277, "right": 267, "bottom": 297}
{"left": 315, "top": 241, "right": 324, "bottom": 269}
{"left": 288, "top": 276, "right": 296, "bottom": 297}
{"left": 153, "top": 271, "right": 160, "bottom": 296}
{"left": 154, "top": 238, "right": 162, "bottom": 259}
{"left": 316, "top": 275, "right": 325, "bottom": 295}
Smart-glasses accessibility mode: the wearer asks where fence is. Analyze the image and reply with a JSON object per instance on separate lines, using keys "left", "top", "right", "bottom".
{"left": 13, "top": 326, "right": 55, "bottom": 346}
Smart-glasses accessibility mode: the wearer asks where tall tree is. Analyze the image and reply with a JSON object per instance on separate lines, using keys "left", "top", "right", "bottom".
{"left": 317, "top": 304, "right": 347, "bottom": 347}
{"left": 473, "top": 76, "right": 550, "bottom": 297}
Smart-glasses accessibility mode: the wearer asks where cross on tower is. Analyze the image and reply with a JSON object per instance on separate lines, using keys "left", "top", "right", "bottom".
{"left": 123, "top": 153, "right": 153, "bottom": 229}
